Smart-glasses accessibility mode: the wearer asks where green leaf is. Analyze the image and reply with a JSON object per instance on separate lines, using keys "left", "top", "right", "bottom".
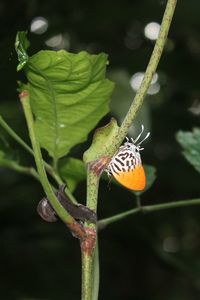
{"left": 58, "top": 157, "right": 86, "bottom": 192}
{"left": 83, "top": 118, "right": 119, "bottom": 163}
{"left": 15, "top": 31, "right": 30, "bottom": 71}
{"left": 176, "top": 128, "right": 200, "bottom": 174}
{"left": 16, "top": 31, "right": 114, "bottom": 160}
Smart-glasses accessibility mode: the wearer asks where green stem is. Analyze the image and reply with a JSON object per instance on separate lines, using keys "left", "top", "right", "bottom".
{"left": 110, "top": 0, "right": 177, "bottom": 153}
{"left": 82, "top": 238, "right": 99, "bottom": 300}
{"left": 82, "top": 252, "right": 94, "bottom": 300}
{"left": 136, "top": 193, "right": 141, "bottom": 208}
{"left": 83, "top": 1, "right": 177, "bottom": 298}
{"left": 92, "top": 238, "right": 99, "bottom": 300}
{"left": 3, "top": 162, "right": 39, "bottom": 180}
{"left": 20, "top": 91, "right": 78, "bottom": 225}
{"left": 86, "top": 170, "right": 99, "bottom": 212}
{"left": 98, "top": 198, "right": 200, "bottom": 229}
{"left": 81, "top": 169, "right": 99, "bottom": 300}
{"left": 0, "top": 114, "right": 77, "bottom": 204}
{"left": 0, "top": 115, "right": 33, "bottom": 156}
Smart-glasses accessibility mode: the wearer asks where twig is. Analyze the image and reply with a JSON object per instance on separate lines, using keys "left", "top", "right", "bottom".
{"left": 2, "top": 162, "right": 39, "bottom": 180}
{"left": 98, "top": 197, "right": 200, "bottom": 229}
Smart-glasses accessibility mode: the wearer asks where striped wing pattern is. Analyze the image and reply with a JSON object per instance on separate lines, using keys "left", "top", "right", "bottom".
{"left": 107, "top": 146, "right": 146, "bottom": 191}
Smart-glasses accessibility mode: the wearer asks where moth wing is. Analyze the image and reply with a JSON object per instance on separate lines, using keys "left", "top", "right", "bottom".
{"left": 113, "top": 164, "right": 146, "bottom": 191}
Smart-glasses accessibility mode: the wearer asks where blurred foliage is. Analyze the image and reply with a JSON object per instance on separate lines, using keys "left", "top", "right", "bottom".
{"left": 139, "top": 164, "right": 156, "bottom": 195}
{"left": 1, "top": 0, "right": 200, "bottom": 299}
{"left": 59, "top": 157, "right": 86, "bottom": 192}
{"left": 177, "top": 128, "right": 200, "bottom": 174}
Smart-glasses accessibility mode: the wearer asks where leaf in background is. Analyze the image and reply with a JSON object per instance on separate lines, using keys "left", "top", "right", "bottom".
{"left": 58, "top": 157, "right": 86, "bottom": 192}
{"left": 15, "top": 32, "right": 114, "bottom": 161}
{"left": 143, "top": 164, "right": 156, "bottom": 192}
{"left": 176, "top": 128, "right": 200, "bottom": 174}
{"left": 15, "top": 31, "right": 30, "bottom": 71}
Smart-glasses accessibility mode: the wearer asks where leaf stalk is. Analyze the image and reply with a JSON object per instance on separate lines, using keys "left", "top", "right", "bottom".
{"left": 20, "top": 90, "right": 85, "bottom": 237}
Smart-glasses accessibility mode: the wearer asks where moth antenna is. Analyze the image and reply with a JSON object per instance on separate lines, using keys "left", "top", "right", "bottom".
{"left": 137, "top": 131, "right": 150, "bottom": 146}
{"left": 133, "top": 124, "right": 144, "bottom": 143}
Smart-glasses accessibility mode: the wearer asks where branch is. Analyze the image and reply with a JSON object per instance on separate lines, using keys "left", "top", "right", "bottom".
{"left": 82, "top": 0, "right": 177, "bottom": 298}
{"left": 20, "top": 90, "right": 85, "bottom": 238}
{"left": 98, "top": 198, "right": 200, "bottom": 229}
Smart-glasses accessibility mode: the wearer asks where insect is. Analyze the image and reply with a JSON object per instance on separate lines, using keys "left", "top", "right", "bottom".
{"left": 105, "top": 125, "right": 150, "bottom": 191}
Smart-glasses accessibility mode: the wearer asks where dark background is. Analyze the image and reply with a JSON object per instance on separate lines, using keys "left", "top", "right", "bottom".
{"left": 1, "top": 0, "right": 200, "bottom": 299}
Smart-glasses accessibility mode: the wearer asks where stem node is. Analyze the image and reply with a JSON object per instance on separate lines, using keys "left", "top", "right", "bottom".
{"left": 81, "top": 227, "right": 96, "bottom": 256}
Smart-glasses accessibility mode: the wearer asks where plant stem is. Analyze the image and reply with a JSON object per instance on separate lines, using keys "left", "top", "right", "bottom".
{"left": 136, "top": 193, "right": 141, "bottom": 208}
{"left": 20, "top": 91, "right": 85, "bottom": 236}
{"left": 83, "top": 1, "right": 177, "bottom": 298}
{"left": 81, "top": 169, "right": 99, "bottom": 300}
{"left": 0, "top": 115, "right": 33, "bottom": 155}
{"left": 0, "top": 114, "right": 77, "bottom": 204}
{"left": 92, "top": 238, "right": 99, "bottom": 300}
{"left": 7, "top": 163, "right": 39, "bottom": 180}
{"left": 110, "top": 0, "right": 177, "bottom": 152}
{"left": 98, "top": 198, "right": 200, "bottom": 229}
{"left": 81, "top": 238, "right": 99, "bottom": 300}
{"left": 82, "top": 251, "right": 94, "bottom": 300}
{"left": 86, "top": 170, "right": 99, "bottom": 212}
{"left": 1, "top": 160, "right": 39, "bottom": 180}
